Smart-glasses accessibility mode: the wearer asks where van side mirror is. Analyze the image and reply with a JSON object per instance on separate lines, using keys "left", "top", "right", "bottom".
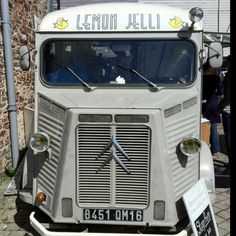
{"left": 202, "top": 46, "right": 208, "bottom": 65}
{"left": 208, "top": 42, "right": 223, "bottom": 68}
{"left": 19, "top": 45, "right": 31, "bottom": 71}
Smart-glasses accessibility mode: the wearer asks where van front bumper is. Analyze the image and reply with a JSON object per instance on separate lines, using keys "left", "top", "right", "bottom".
{"left": 30, "top": 212, "right": 192, "bottom": 236}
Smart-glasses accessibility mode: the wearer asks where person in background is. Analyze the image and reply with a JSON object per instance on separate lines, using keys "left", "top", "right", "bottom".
{"left": 202, "top": 62, "right": 223, "bottom": 157}
{"left": 218, "top": 55, "right": 231, "bottom": 159}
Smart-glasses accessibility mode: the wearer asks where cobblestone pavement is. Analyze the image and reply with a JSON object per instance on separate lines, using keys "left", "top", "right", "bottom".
{"left": 0, "top": 175, "right": 230, "bottom": 236}
{"left": 0, "top": 176, "right": 38, "bottom": 236}
{"left": 213, "top": 188, "right": 231, "bottom": 236}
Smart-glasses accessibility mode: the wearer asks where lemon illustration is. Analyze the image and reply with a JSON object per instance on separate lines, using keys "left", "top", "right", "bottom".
{"left": 168, "top": 16, "right": 182, "bottom": 28}
{"left": 54, "top": 17, "right": 69, "bottom": 30}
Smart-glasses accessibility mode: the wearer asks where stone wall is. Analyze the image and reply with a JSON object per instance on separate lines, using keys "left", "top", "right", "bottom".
{"left": 0, "top": 0, "right": 48, "bottom": 171}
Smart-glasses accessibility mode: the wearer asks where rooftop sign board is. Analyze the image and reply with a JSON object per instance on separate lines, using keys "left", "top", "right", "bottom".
{"left": 39, "top": 3, "right": 202, "bottom": 32}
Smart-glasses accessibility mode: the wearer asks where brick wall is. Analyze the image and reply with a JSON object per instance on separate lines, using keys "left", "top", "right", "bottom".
{"left": 0, "top": 0, "right": 48, "bottom": 170}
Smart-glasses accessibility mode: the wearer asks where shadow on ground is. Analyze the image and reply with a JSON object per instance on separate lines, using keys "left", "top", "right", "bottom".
{"left": 14, "top": 196, "right": 40, "bottom": 236}
{"left": 214, "top": 133, "right": 230, "bottom": 188}
{"left": 219, "top": 134, "right": 228, "bottom": 155}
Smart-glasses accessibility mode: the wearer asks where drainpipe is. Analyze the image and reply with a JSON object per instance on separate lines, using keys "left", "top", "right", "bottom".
{"left": 217, "top": 0, "right": 220, "bottom": 32}
{"left": 50, "top": 0, "right": 54, "bottom": 12}
{"left": 57, "top": 0, "right": 60, "bottom": 10}
{"left": 1, "top": 0, "right": 19, "bottom": 168}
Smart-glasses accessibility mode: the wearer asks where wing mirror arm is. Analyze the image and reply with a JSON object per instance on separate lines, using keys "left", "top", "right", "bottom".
{"left": 204, "top": 44, "right": 221, "bottom": 58}
{"left": 203, "top": 42, "right": 223, "bottom": 68}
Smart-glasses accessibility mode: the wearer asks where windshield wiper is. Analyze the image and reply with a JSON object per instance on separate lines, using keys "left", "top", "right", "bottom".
{"left": 117, "top": 65, "right": 159, "bottom": 91}
{"left": 53, "top": 61, "right": 94, "bottom": 91}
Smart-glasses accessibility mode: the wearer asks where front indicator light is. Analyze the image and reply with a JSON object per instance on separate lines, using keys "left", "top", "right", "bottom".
{"left": 36, "top": 192, "right": 46, "bottom": 203}
{"left": 179, "top": 137, "right": 201, "bottom": 156}
{"left": 29, "top": 132, "right": 50, "bottom": 152}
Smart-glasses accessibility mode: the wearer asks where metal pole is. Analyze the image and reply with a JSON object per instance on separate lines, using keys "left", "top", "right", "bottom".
{"left": 1, "top": 0, "right": 19, "bottom": 168}
{"left": 57, "top": 0, "right": 60, "bottom": 10}
{"left": 217, "top": 0, "right": 220, "bottom": 32}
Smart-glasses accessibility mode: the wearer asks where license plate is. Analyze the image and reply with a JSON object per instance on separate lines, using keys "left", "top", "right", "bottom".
{"left": 83, "top": 209, "right": 143, "bottom": 221}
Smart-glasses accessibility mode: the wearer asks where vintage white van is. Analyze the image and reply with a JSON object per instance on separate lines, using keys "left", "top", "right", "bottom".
{"left": 19, "top": 2, "right": 222, "bottom": 235}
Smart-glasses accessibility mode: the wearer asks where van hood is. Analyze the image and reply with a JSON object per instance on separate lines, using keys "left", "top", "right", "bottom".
{"left": 39, "top": 89, "right": 197, "bottom": 110}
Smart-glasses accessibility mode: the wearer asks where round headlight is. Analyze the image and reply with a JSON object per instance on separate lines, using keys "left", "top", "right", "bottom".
{"left": 179, "top": 137, "right": 201, "bottom": 156}
{"left": 189, "top": 7, "right": 203, "bottom": 23}
{"left": 30, "top": 132, "right": 50, "bottom": 152}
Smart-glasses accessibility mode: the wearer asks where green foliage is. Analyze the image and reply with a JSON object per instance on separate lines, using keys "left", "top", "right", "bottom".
{"left": 0, "top": 172, "right": 11, "bottom": 185}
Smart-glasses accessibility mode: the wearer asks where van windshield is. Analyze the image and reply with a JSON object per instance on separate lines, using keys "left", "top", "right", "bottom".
{"left": 42, "top": 39, "right": 196, "bottom": 86}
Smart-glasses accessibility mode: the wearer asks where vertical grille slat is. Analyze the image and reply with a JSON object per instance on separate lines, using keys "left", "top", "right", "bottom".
{"left": 77, "top": 124, "right": 150, "bottom": 207}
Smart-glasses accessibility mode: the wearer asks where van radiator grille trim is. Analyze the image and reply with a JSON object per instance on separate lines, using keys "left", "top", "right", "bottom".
{"left": 76, "top": 124, "right": 150, "bottom": 207}
{"left": 165, "top": 114, "right": 199, "bottom": 200}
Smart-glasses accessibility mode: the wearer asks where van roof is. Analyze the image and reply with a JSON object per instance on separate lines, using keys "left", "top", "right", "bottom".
{"left": 38, "top": 3, "right": 203, "bottom": 32}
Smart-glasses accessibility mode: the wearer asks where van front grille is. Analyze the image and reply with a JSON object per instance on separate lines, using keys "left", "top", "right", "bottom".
{"left": 76, "top": 124, "right": 150, "bottom": 208}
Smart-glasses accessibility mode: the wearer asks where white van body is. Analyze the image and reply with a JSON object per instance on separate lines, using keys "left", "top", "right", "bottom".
{"left": 19, "top": 3, "right": 216, "bottom": 235}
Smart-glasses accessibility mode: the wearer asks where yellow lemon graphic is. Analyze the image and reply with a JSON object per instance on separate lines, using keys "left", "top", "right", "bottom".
{"left": 54, "top": 17, "right": 69, "bottom": 30}
{"left": 169, "top": 16, "right": 182, "bottom": 28}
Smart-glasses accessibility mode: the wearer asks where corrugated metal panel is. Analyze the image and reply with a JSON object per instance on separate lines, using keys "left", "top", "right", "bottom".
{"left": 219, "top": 0, "right": 230, "bottom": 32}
{"left": 60, "top": 0, "right": 137, "bottom": 8}
{"left": 37, "top": 96, "right": 66, "bottom": 210}
{"left": 59, "top": 0, "right": 229, "bottom": 33}
{"left": 165, "top": 112, "right": 199, "bottom": 200}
